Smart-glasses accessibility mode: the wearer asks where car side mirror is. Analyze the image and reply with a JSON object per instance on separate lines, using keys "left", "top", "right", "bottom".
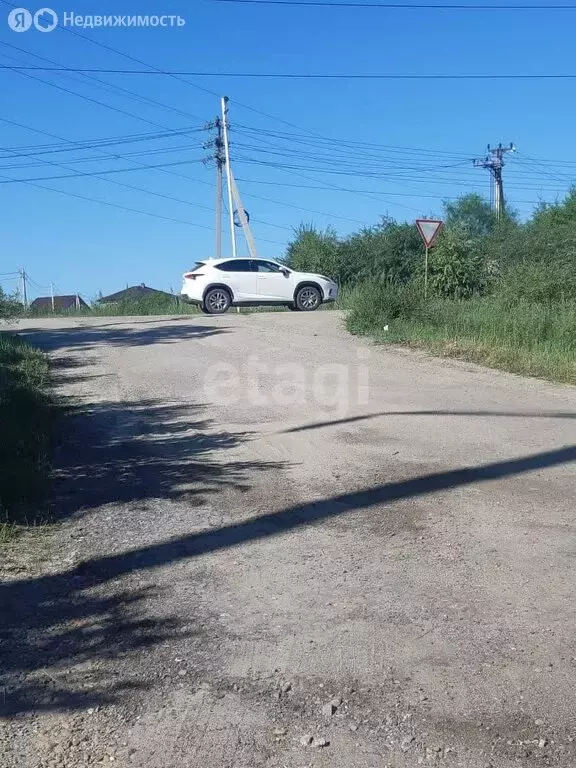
{"left": 280, "top": 268, "right": 290, "bottom": 277}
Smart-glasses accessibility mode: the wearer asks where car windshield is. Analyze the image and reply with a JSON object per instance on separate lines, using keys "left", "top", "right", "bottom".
{"left": 190, "top": 262, "right": 206, "bottom": 272}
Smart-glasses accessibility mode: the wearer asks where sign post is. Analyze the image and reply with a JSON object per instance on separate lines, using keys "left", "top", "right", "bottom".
{"left": 416, "top": 219, "right": 443, "bottom": 299}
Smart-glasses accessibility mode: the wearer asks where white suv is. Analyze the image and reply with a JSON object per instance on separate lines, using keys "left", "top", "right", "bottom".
{"left": 181, "top": 258, "right": 339, "bottom": 314}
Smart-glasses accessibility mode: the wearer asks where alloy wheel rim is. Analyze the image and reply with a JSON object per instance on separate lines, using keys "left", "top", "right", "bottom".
{"left": 208, "top": 291, "right": 228, "bottom": 311}
{"left": 300, "top": 288, "right": 319, "bottom": 308}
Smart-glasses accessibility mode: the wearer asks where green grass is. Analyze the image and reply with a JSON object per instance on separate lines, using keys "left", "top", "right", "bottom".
{"left": 0, "top": 333, "right": 55, "bottom": 539}
{"left": 29, "top": 296, "right": 200, "bottom": 318}
{"left": 346, "top": 282, "right": 576, "bottom": 385}
{"left": 28, "top": 295, "right": 344, "bottom": 317}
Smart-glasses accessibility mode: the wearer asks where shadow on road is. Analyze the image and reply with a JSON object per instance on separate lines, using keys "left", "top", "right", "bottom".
{"left": 18, "top": 320, "right": 228, "bottom": 351}
{"left": 282, "top": 409, "right": 576, "bottom": 433}
{"left": 2, "top": 427, "right": 575, "bottom": 716}
{"left": 53, "top": 398, "right": 279, "bottom": 517}
{"left": 0, "top": 389, "right": 285, "bottom": 717}
{"left": 48, "top": 441, "right": 576, "bottom": 582}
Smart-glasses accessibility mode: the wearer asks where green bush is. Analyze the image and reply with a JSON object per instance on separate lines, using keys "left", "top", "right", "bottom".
{"left": 0, "top": 334, "right": 54, "bottom": 528}
{"left": 346, "top": 281, "right": 422, "bottom": 335}
{"left": 428, "top": 228, "right": 487, "bottom": 299}
{"left": 497, "top": 260, "right": 576, "bottom": 305}
{"left": 286, "top": 224, "right": 341, "bottom": 278}
{"left": 0, "top": 287, "right": 22, "bottom": 320}
{"left": 289, "top": 189, "right": 576, "bottom": 384}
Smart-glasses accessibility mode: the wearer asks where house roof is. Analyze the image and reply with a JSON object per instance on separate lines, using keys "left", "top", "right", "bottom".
{"left": 99, "top": 284, "right": 174, "bottom": 303}
{"left": 30, "top": 295, "right": 88, "bottom": 311}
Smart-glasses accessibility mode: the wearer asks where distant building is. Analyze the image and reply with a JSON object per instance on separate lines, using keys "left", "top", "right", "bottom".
{"left": 29, "top": 295, "right": 89, "bottom": 312}
{"left": 98, "top": 284, "right": 175, "bottom": 304}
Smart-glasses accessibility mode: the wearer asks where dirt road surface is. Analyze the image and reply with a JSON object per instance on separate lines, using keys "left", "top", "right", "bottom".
{"left": 1, "top": 312, "right": 576, "bottom": 768}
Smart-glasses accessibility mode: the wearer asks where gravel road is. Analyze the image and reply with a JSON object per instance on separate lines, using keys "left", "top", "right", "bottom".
{"left": 1, "top": 311, "right": 576, "bottom": 768}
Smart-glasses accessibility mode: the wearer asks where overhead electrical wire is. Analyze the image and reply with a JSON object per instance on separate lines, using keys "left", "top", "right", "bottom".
{"left": 236, "top": 176, "right": 554, "bottom": 206}
{"left": 0, "top": 117, "right": 288, "bottom": 240}
{"left": 0, "top": 40, "right": 206, "bottom": 124}
{"left": 0, "top": 0, "right": 572, "bottom": 230}
{"left": 0, "top": 124, "right": 206, "bottom": 160}
{"left": 0, "top": 169, "right": 286, "bottom": 244}
{"left": 228, "top": 123, "right": 570, "bottom": 206}
{"left": 0, "top": 115, "right": 220, "bottom": 193}
{"left": 0, "top": 160, "right": 213, "bottom": 184}
{"left": 0, "top": 14, "right": 297, "bottom": 239}
{"left": 233, "top": 128, "right": 574, "bottom": 189}
{"left": 0, "top": 54, "right": 193, "bottom": 132}
{"left": 233, "top": 124, "right": 477, "bottom": 158}
{"left": 212, "top": 0, "right": 576, "bottom": 8}
{"left": 0, "top": 144, "right": 206, "bottom": 172}
{"left": 0, "top": 144, "right": 210, "bottom": 172}
{"left": 3, "top": 65, "right": 576, "bottom": 80}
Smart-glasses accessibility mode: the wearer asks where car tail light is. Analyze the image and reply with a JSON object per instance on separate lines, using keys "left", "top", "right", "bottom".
{"left": 184, "top": 272, "right": 203, "bottom": 279}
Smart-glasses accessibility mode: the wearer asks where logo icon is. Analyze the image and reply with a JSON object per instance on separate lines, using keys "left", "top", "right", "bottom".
{"left": 7, "top": 6, "right": 58, "bottom": 31}
{"left": 8, "top": 7, "right": 32, "bottom": 31}
{"left": 34, "top": 7, "right": 57, "bottom": 31}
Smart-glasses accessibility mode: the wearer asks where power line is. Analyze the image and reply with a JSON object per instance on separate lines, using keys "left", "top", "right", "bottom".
{"left": 0, "top": 58, "right": 184, "bottom": 132}
{"left": 0, "top": 169, "right": 247, "bottom": 234}
{"left": 236, "top": 177, "right": 557, "bottom": 205}
{"left": 0, "top": 118, "right": 293, "bottom": 240}
{"left": 0, "top": 0, "right": 318, "bottom": 148}
{"left": 0, "top": 120, "right": 288, "bottom": 242}
{"left": 0, "top": 40, "right": 206, "bottom": 124}
{"left": 212, "top": 0, "right": 576, "bottom": 7}
{"left": 3, "top": 65, "right": 576, "bottom": 79}
{"left": 0, "top": 123, "right": 205, "bottom": 159}
{"left": 231, "top": 141, "right": 471, "bottom": 173}
{"left": 0, "top": 159, "right": 208, "bottom": 184}
{"left": 233, "top": 124, "right": 477, "bottom": 158}
{"left": 0, "top": 116, "right": 216, "bottom": 198}
{"left": 6, "top": 0, "right": 506, "bottom": 193}
{"left": 0, "top": 143, "right": 207, "bottom": 171}
{"left": 26, "top": 274, "right": 50, "bottom": 293}
{"left": 0, "top": 119, "right": 216, "bottom": 213}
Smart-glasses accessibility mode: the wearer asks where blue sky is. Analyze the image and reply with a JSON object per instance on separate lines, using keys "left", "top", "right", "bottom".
{"left": 1, "top": 0, "right": 576, "bottom": 300}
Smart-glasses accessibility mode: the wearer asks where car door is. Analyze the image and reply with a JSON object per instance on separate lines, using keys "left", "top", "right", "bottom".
{"left": 214, "top": 259, "right": 258, "bottom": 300}
{"left": 252, "top": 260, "right": 294, "bottom": 301}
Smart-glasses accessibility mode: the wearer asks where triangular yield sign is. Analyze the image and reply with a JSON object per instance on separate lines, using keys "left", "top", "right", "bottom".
{"left": 416, "top": 219, "right": 443, "bottom": 248}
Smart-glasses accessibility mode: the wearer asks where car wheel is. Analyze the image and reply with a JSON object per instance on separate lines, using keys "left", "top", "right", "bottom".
{"left": 288, "top": 304, "right": 299, "bottom": 311}
{"left": 295, "top": 285, "right": 321, "bottom": 311}
{"left": 203, "top": 287, "right": 231, "bottom": 315}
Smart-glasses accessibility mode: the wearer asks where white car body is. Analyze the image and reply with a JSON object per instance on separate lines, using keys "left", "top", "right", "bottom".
{"left": 181, "top": 258, "right": 338, "bottom": 313}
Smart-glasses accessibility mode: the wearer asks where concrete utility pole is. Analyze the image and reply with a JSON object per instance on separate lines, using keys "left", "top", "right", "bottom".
{"left": 474, "top": 143, "right": 515, "bottom": 221}
{"left": 19, "top": 268, "right": 28, "bottom": 309}
{"left": 221, "top": 96, "right": 237, "bottom": 259}
{"left": 214, "top": 116, "right": 224, "bottom": 260}
{"left": 230, "top": 174, "right": 258, "bottom": 260}
{"left": 50, "top": 282, "right": 55, "bottom": 312}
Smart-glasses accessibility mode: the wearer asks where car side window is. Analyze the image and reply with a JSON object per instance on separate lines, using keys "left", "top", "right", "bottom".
{"left": 253, "top": 260, "right": 282, "bottom": 273}
{"left": 216, "top": 259, "right": 252, "bottom": 272}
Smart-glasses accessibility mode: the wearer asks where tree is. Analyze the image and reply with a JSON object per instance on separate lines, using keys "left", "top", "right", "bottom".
{"left": 286, "top": 224, "right": 341, "bottom": 277}
{"left": 443, "top": 194, "right": 496, "bottom": 238}
{"left": 338, "top": 218, "right": 422, "bottom": 286}
{"left": 0, "top": 287, "right": 22, "bottom": 320}
{"left": 428, "top": 228, "right": 486, "bottom": 299}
